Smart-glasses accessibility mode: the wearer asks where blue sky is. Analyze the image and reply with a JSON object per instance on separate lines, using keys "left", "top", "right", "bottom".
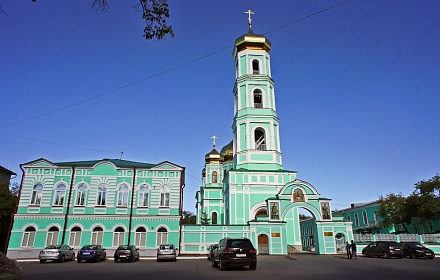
{"left": 1, "top": 0, "right": 439, "bottom": 212}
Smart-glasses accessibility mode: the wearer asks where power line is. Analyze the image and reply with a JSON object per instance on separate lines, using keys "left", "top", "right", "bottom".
{"left": 0, "top": 0, "right": 351, "bottom": 131}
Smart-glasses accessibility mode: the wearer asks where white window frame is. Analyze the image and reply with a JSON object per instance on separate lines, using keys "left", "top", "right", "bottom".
{"left": 362, "top": 210, "right": 368, "bottom": 225}
{"left": 30, "top": 184, "right": 43, "bottom": 205}
{"left": 97, "top": 186, "right": 107, "bottom": 206}
{"left": 91, "top": 228, "right": 104, "bottom": 245}
{"left": 76, "top": 183, "right": 87, "bottom": 206}
{"left": 54, "top": 184, "right": 66, "bottom": 206}
{"left": 138, "top": 185, "right": 149, "bottom": 207}
{"left": 46, "top": 228, "right": 60, "bottom": 246}
{"left": 117, "top": 184, "right": 129, "bottom": 207}
{"left": 160, "top": 185, "right": 170, "bottom": 207}
{"left": 354, "top": 212, "right": 360, "bottom": 227}
{"left": 113, "top": 229, "right": 125, "bottom": 247}
{"left": 21, "top": 227, "right": 36, "bottom": 247}
{"left": 135, "top": 228, "right": 147, "bottom": 247}
{"left": 69, "top": 228, "right": 82, "bottom": 247}
{"left": 156, "top": 228, "right": 168, "bottom": 246}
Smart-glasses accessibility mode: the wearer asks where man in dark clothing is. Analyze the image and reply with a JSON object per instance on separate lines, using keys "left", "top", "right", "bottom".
{"left": 345, "top": 242, "right": 351, "bottom": 259}
{"left": 351, "top": 240, "right": 357, "bottom": 260}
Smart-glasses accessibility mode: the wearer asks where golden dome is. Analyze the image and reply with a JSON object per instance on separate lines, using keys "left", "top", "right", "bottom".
{"left": 234, "top": 29, "right": 271, "bottom": 58}
{"left": 220, "top": 140, "right": 234, "bottom": 162}
{"left": 205, "top": 148, "right": 223, "bottom": 164}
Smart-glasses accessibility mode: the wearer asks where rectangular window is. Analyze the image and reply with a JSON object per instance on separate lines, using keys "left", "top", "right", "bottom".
{"left": 31, "top": 191, "right": 42, "bottom": 205}
{"left": 135, "top": 232, "right": 146, "bottom": 247}
{"left": 54, "top": 191, "right": 65, "bottom": 206}
{"left": 69, "top": 232, "right": 82, "bottom": 247}
{"left": 156, "top": 232, "right": 168, "bottom": 246}
{"left": 76, "top": 191, "right": 86, "bottom": 206}
{"left": 21, "top": 232, "right": 36, "bottom": 247}
{"left": 117, "top": 192, "right": 128, "bottom": 207}
{"left": 160, "top": 193, "right": 170, "bottom": 207}
{"left": 46, "top": 231, "right": 59, "bottom": 246}
{"left": 138, "top": 192, "right": 148, "bottom": 207}
{"left": 113, "top": 232, "right": 125, "bottom": 247}
{"left": 91, "top": 231, "right": 103, "bottom": 245}
{"left": 97, "top": 189, "right": 106, "bottom": 206}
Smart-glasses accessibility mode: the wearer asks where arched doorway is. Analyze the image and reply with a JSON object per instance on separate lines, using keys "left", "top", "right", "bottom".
{"left": 257, "top": 234, "right": 269, "bottom": 255}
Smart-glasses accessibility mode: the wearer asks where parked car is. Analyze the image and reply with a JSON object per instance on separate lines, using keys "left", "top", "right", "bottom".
{"left": 207, "top": 244, "right": 218, "bottom": 261}
{"left": 212, "top": 237, "right": 257, "bottom": 270}
{"left": 362, "top": 241, "right": 404, "bottom": 259}
{"left": 400, "top": 242, "right": 435, "bottom": 259}
{"left": 114, "top": 245, "right": 140, "bottom": 262}
{"left": 157, "top": 244, "right": 177, "bottom": 262}
{"left": 0, "top": 251, "right": 23, "bottom": 280}
{"left": 77, "top": 245, "right": 106, "bottom": 263}
{"left": 39, "top": 244, "right": 75, "bottom": 263}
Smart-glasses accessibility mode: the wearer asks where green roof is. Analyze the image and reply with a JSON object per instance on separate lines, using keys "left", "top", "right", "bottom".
{"left": 55, "top": 159, "right": 156, "bottom": 168}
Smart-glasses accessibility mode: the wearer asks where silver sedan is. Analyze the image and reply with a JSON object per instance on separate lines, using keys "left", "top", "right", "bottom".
{"left": 39, "top": 244, "right": 75, "bottom": 263}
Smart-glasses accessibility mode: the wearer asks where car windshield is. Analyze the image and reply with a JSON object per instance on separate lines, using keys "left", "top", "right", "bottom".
{"left": 45, "top": 245, "right": 62, "bottom": 249}
{"left": 81, "top": 245, "right": 98, "bottom": 250}
{"left": 160, "top": 245, "right": 174, "bottom": 250}
{"left": 227, "top": 239, "right": 253, "bottom": 248}
{"left": 117, "top": 245, "right": 131, "bottom": 250}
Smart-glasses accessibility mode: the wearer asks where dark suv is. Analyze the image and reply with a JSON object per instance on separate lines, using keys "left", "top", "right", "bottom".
{"left": 211, "top": 238, "right": 257, "bottom": 270}
{"left": 114, "top": 245, "right": 139, "bottom": 262}
{"left": 362, "top": 241, "right": 404, "bottom": 259}
{"left": 400, "top": 242, "right": 435, "bottom": 259}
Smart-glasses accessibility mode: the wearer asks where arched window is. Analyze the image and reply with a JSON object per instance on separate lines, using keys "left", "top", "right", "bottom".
{"left": 346, "top": 214, "right": 351, "bottom": 221}
{"left": 91, "top": 227, "right": 104, "bottom": 245}
{"left": 255, "top": 208, "right": 268, "bottom": 219}
{"left": 97, "top": 186, "right": 107, "bottom": 206}
{"left": 252, "top": 59, "right": 260, "bottom": 74}
{"left": 21, "top": 226, "right": 36, "bottom": 247}
{"left": 113, "top": 227, "right": 125, "bottom": 246}
{"left": 254, "top": 128, "right": 266, "bottom": 150}
{"left": 135, "top": 227, "right": 147, "bottom": 247}
{"left": 156, "top": 227, "right": 168, "bottom": 246}
{"left": 362, "top": 210, "right": 368, "bottom": 225}
{"left": 354, "top": 212, "right": 359, "bottom": 227}
{"left": 253, "top": 89, "right": 263, "bottom": 108}
{"left": 46, "top": 226, "right": 60, "bottom": 246}
{"left": 138, "top": 185, "right": 150, "bottom": 207}
{"left": 54, "top": 184, "right": 66, "bottom": 206}
{"left": 76, "top": 183, "right": 87, "bottom": 206}
{"left": 117, "top": 184, "right": 129, "bottom": 207}
{"left": 30, "top": 184, "right": 43, "bottom": 205}
{"left": 212, "top": 212, "right": 218, "bottom": 225}
{"left": 160, "top": 185, "right": 170, "bottom": 207}
{"left": 212, "top": 171, "right": 218, "bottom": 183}
{"left": 69, "top": 226, "right": 82, "bottom": 247}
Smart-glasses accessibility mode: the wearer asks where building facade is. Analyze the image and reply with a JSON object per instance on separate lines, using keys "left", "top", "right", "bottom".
{"left": 7, "top": 158, "right": 185, "bottom": 258}
{"left": 180, "top": 24, "right": 353, "bottom": 255}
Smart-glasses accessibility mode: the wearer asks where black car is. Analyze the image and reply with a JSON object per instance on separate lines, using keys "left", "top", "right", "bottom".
{"left": 400, "top": 242, "right": 435, "bottom": 259}
{"left": 114, "top": 245, "right": 140, "bottom": 262}
{"left": 362, "top": 241, "right": 404, "bottom": 259}
{"left": 207, "top": 244, "right": 218, "bottom": 261}
{"left": 211, "top": 238, "right": 257, "bottom": 270}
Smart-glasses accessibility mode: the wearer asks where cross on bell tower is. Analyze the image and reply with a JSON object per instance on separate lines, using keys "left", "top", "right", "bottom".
{"left": 245, "top": 9, "right": 255, "bottom": 31}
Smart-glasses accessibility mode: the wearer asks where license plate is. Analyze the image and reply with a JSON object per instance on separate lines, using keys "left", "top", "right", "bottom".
{"left": 120, "top": 255, "right": 126, "bottom": 258}
{"left": 83, "top": 252, "right": 90, "bottom": 255}
{"left": 426, "top": 253, "right": 432, "bottom": 255}
{"left": 236, "top": 254, "right": 247, "bottom": 257}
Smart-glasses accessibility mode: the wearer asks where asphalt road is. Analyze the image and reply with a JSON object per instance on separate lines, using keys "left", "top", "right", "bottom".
{"left": 19, "top": 254, "right": 440, "bottom": 280}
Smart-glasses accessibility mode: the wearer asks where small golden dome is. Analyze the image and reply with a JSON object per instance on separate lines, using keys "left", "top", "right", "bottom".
{"left": 220, "top": 140, "right": 234, "bottom": 162}
{"left": 205, "top": 148, "right": 223, "bottom": 164}
{"left": 234, "top": 29, "right": 271, "bottom": 58}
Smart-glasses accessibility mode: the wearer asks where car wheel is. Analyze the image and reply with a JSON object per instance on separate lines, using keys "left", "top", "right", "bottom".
{"left": 397, "top": 256, "right": 403, "bottom": 259}
{"left": 428, "top": 257, "right": 434, "bottom": 260}
{"left": 212, "top": 258, "right": 216, "bottom": 267}
{"left": 411, "top": 252, "right": 417, "bottom": 259}
{"left": 383, "top": 252, "right": 390, "bottom": 259}
{"left": 77, "top": 259, "right": 81, "bottom": 263}
{"left": 157, "top": 258, "right": 160, "bottom": 262}
{"left": 249, "top": 263, "right": 257, "bottom": 270}
{"left": 219, "top": 258, "right": 226, "bottom": 271}
{"left": 60, "top": 255, "right": 65, "bottom": 263}
{"left": 39, "top": 260, "right": 45, "bottom": 264}
{"left": 362, "top": 250, "right": 369, "bottom": 257}
{"left": 71, "top": 254, "right": 75, "bottom": 261}
{"left": 114, "top": 258, "right": 118, "bottom": 263}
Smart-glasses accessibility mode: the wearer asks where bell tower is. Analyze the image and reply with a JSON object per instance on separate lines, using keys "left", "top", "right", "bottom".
{"left": 232, "top": 11, "right": 283, "bottom": 171}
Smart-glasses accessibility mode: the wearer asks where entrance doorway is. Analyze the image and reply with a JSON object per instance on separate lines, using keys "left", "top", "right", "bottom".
{"left": 258, "top": 234, "right": 269, "bottom": 255}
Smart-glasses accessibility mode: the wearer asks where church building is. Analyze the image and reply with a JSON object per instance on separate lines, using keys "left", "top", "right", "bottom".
{"left": 180, "top": 15, "right": 352, "bottom": 255}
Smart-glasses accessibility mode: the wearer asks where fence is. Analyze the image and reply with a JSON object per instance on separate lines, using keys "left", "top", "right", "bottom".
{"left": 354, "top": 233, "right": 440, "bottom": 243}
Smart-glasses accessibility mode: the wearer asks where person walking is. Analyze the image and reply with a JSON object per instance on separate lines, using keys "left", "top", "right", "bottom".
{"left": 351, "top": 240, "right": 357, "bottom": 260}
{"left": 345, "top": 241, "right": 351, "bottom": 259}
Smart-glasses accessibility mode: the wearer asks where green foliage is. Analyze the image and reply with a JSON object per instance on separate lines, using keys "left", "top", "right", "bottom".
{"left": 299, "top": 213, "right": 312, "bottom": 220}
{"left": 1, "top": 1, "right": 174, "bottom": 41}
{"left": 378, "top": 193, "right": 412, "bottom": 233}
{"left": 182, "top": 210, "right": 196, "bottom": 224}
{"left": 414, "top": 174, "right": 440, "bottom": 198}
{"left": 200, "top": 211, "right": 210, "bottom": 225}
{"left": 0, "top": 182, "right": 19, "bottom": 253}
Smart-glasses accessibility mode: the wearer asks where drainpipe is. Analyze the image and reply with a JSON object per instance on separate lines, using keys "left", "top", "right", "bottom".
{"left": 178, "top": 167, "right": 186, "bottom": 255}
{"left": 128, "top": 166, "right": 136, "bottom": 245}
{"left": 4, "top": 164, "right": 25, "bottom": 255}
{"left": 61, "top": 165, "right": 76, "bottom": 244}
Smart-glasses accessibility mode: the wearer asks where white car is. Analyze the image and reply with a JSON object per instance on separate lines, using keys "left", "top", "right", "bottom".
{"left": 39, "top": 244, "right": 75, "bottom": 263}
{"left": 157, "top": 244, "right": 177, "bottom": 262}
